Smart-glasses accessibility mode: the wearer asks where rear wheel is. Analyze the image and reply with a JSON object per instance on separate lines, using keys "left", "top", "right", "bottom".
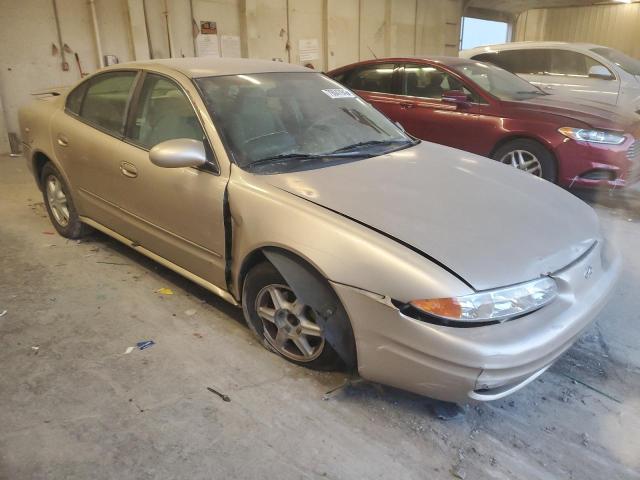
{"left": 242, "top": 261, "right": 344, "bottom": 370}
{"left": 41, "top": 163, "right": 90, "bottom": 239}
{"left": 492, "top": 139, "right": 557, "bottom": 183}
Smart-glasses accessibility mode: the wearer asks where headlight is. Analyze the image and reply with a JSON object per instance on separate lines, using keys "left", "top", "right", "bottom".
{"left": 409, "top": 277, "right": 558, "bottom": 324}
{"left": 558, "top": 127, "right": 626, "bottom": 145}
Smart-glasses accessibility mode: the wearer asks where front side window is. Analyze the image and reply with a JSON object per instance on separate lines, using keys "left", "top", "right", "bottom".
{"left": 80, "top": 72, "right": 137, "bottom": 135}
{"left": 548, "top": 49, "right": 607, "bottom": 76}
{"left": 341, "top": 64, "right": 396, "bottom": 94}
{"left": 128, "top": 74, "right": 204, "bottom": 149}
{"left": 591, "top": 47, "right": 640, "bottom": 76}
{"left": 195, "top": 72, "right": 413, "bottom": 172}
{"left": 456, "top": 62, "right": 545, "bottom": 101}
{"left": 402, "top": 64, "right": 474, "bottom": 100}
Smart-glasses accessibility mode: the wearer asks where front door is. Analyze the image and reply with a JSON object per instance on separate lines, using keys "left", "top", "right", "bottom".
{"left": 395, "top": 63, "right": 494, "bottom": 155}
{"left": 114, "top": 72, "right": 228, "bottom": 288}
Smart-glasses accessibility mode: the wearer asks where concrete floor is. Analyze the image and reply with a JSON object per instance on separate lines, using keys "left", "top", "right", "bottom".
{"left": 1, "top": 153, "right": 639, "bottom": 480}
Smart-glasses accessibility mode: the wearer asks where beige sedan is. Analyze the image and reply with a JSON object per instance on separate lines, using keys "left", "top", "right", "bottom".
{"left": 19, "top": 58, "right": 620, "bottom": 403}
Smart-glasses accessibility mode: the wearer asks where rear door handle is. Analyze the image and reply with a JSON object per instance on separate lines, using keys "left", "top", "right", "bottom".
{"left": 400, "top": 103, "right": 416, "bottom": 109}
{"left": 57, "top": 135, "right": 69, "bottom": 147}
{"left": 120, "top": 162, "right": 138, "bottom": 178}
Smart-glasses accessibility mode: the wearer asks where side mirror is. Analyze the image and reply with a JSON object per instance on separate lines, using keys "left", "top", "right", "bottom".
{"left": 588, "top": 65, "right": 614, "bottom": 80}
{"left": 149, "top": 138, "right": 207, "bottom": 168}
{"left": 442, "top": 90, "right": 471, "bottom": 108}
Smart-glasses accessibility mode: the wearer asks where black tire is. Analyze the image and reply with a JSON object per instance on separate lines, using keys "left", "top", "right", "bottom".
{"left": 242, "top": 261, "right": 344, "bottom": 371}
{"left": 492, "top": 139, "right": 557, "bottom": 183}
{"left": 40, "top": 162, "right": 91, "bottom": 239}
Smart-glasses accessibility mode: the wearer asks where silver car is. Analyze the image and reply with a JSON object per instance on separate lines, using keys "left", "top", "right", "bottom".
{"left": 462, "top": 42, "right": 640, "bottom": 115}
{"left": 18, "top": 58, "right": 621, "bottom": 403}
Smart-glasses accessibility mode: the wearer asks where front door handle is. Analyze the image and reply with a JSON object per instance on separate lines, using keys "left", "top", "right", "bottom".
{"left": 120, "top": 162, "right": 138, "bottom": 178}
{"left": 400, "top": 103, "right": 416, "bottom": 109}
{"left": 57, "top": 135, "right": 69, "bottom": 147}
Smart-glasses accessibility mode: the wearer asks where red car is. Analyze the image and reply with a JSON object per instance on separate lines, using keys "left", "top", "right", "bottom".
{"left": 328, "top": 57, "right": 640, "bottom": 189}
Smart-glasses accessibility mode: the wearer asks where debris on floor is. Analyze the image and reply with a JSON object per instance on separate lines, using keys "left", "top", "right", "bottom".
{"left": 0, "top": 310, "right": 7, "bottom": 317}
{"left": 42, "top": 231, "right": 55, "bottom": 235}
{"left": 123, "top": 346, "right": 135, "bottom": 355}
{"left": 31, "top": 345, "right": 40, "bottom": 354}
{"left": 184, "top": 308, "right": 197, "bottom": 316}
{"left": 136, "top": 340, "right": 155, "bottom": 351}
{"left": 155, "top": 287, "right": 174, "bottom": 295}
{"left": 206, "top": 386, "right": 231, "bottom": 402}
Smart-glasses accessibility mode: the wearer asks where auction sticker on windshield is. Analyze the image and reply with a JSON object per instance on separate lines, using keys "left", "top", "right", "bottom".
{"left": 322, "top": 88, "right": 356, "bottom": 99}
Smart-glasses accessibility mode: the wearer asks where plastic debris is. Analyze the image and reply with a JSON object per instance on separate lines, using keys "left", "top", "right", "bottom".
{"left": 0, "top": 310, "right": 7, "bottom": 317}
{"left": 123, "top": 346, "right": 135, "bottom": 355}
{"left": 156, "top": 288, "right": 174, "bottom": 295}
{"left": 136, "top": 340, "right": 155, "bottom": 350}
{"left": 42, "top": 231, "right": 55, "bottom": 235}
{"left": 184, "top": 309, "right": 197, "bottom": 316}
{"left": 206, "top": 386, "right": 231, "bottom": 402}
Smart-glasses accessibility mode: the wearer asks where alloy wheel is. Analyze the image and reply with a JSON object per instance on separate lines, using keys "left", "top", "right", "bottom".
{"left": 255, "top": 284, "right": 325, "bottom": 362}
{"left": 499, "top": 149, "right": 543, "bottom": 177}
{"left": 46, "top": 175, "right": 70, "bottom": 227}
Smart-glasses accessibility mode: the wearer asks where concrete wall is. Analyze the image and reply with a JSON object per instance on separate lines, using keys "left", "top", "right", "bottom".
{"left": 0, "top": 0, "right": 463, "bottom": 153}
{"left": 514, "top": 3, "right": 640, "bottom": 59}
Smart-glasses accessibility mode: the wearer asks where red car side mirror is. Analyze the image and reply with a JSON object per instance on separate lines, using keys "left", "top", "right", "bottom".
{"left": 442, "top": 90, "right": 471, "bottom": 109}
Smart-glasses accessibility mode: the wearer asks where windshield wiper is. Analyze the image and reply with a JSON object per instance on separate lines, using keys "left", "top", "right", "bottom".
{"left": 330, "top": 139, "right": 411, "bottom": 154}
{"left": 516, "top": 90, "right": 547, "bottom": 96}
{"left": 244, "top": 151, "right": 369, "bottom": 169}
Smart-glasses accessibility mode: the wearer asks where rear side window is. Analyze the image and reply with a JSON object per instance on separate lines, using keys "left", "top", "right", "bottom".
{"left": 128, "top": 74, "right": 204, "bottom": 149}
{"left": 341, "top": 63, "right": 396, "bottom": 94}
{"left": 65, "top": 83, "right": 87, "bottom": 115}
{"left": 80, "top": 72, "right": 137, "bottom": 135}
{"left": 475, "top": 50, "right": 549, "bottom": 75}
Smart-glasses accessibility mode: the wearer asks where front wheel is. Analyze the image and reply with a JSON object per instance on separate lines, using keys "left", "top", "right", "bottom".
{"left": 242, "top": 261, "right": 344, "bottom": 370}
{"left": 492, "top": 139, "right": 557, "bottom": 183}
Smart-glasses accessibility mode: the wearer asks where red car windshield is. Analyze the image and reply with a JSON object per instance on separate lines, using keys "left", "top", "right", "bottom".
{"left": 455, "top": 62, "right": 545, "bottom": 101}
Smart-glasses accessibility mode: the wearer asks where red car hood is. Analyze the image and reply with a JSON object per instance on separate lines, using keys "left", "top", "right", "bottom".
{"left": 503, "top": 95, "right": 640, "bottom": 132}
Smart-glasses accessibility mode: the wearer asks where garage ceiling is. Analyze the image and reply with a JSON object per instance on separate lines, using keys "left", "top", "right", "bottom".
{"left": 466, "top": 0, "right": 609, "bottom": 15}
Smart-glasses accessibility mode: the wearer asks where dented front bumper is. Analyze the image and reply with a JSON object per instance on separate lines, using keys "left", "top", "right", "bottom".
{"left": 331, "top": 240, "right": 621, "bottom": 403}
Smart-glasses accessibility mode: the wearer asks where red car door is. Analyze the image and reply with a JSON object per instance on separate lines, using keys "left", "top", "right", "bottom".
{"left": 395, "top": 63, "right": 498, "bottom": 156}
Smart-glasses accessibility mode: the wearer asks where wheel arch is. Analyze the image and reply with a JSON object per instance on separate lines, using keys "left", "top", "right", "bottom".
{"left": 236, "top": 245, "right": 332, "bottom": 304}
{"left": 237, "top": 245, "right": 358, "bottom": 370}
{"left": 32, "top": 150, "right": 53, "bottom": 190}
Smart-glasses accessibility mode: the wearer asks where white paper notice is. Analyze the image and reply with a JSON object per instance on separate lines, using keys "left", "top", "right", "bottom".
{"left": 221, "top": 35, "right": 241, "bottom": 58}
{"left": 196, "top": 34, "right": 220, "bottom": 57}
{"left": 298, "top": 38, "right": 319, "bottom": 62}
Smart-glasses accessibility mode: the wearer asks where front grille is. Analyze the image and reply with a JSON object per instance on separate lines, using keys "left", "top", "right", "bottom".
{"left": 628, "top": 140, "right": 640, "bottom": 160}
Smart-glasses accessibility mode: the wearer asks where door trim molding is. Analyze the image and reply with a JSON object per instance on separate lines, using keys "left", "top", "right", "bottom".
{"left": 80, "top": 216, "right": 239, "bottom": 306}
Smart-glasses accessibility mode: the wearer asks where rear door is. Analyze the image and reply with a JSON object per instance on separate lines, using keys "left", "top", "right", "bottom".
{"left": 51, "top": 70, "right": 140, "bottom": 234}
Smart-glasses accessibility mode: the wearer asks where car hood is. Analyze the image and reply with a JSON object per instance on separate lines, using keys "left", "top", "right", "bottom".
{"left": 264, "top": 142, "right": 599, "bottom": 291}
{"left": 504, "top": 95, "right": 640, "bottom": 132}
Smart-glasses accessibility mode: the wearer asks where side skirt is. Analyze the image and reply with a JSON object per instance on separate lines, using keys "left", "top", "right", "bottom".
{"left": 80, "top": 216, "right": 239, "bottom": 307}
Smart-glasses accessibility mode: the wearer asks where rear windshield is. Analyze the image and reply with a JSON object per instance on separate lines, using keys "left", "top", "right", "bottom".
{"left": 591, "top": 47, "right": 640, "bottom": 76}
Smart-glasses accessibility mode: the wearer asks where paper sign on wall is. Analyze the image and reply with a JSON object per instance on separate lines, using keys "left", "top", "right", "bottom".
{"left": 298, "top": 38, "right": 319, "bottom": 62}
{"left": 221, "top": 35, "right": 241, "bottom": 58}
{"left": 196, "top": 20, "right": 220, "bottom": 57}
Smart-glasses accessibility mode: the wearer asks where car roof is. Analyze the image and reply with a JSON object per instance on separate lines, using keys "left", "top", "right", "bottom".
{"left": 462, "top": 41, "right": 605, "bottom": 55}
{"left": 103, "top": 57, "right": 311, "bottom": 78}
{"left": 329, "top": 56, "right": 480, "bottom": 72}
